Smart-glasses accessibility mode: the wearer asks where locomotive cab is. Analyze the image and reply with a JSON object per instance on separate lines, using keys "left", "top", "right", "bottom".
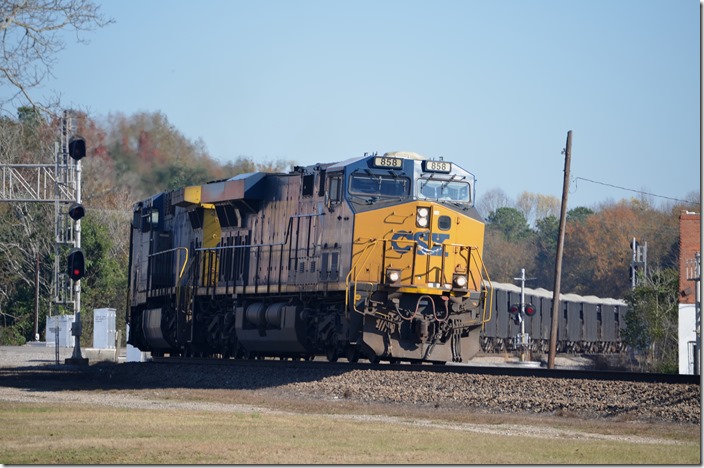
{"left": 338, "top": 152, "right": 489, "bottom": 363}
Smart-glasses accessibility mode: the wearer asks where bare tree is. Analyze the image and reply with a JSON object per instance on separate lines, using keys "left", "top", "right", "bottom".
{"left": 0, "top": 0, "right": 112, "bottom": 115}
{"left": 476, "top": 188, "right": 512, "bottom": 219}
{"left": 515, "top": 191, "right": 560, "bottom": 228}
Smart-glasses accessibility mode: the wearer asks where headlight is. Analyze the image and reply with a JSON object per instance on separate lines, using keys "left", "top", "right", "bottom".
{"left": 453, "top": 274, "right": 468, "bottom": 289}
{"left": 386, "top": 269, "right": 401, "bottom": 284}
{"left": 416, "top": 207, "right": 430, "bottom": 228}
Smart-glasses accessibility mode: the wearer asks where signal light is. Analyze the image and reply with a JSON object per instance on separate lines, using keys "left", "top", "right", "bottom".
{"left": 67, "top": 248, "right": 85, "bottom": 281}
{"left": 524, "top": 303, "right": 536, "bottom": 316}
{"left": 68, "top": 136, "right": 86, "bottom": 160}
{"left": 509, "top": 303, "right": 536, "bottom": 316}
{"left": 68, "top": 202, "right": 85, "bottom": 221}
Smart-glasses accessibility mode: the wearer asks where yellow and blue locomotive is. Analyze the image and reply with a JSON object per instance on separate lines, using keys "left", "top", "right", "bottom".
{"left": 127, "top": 151, "right": 491, "bottom": 363}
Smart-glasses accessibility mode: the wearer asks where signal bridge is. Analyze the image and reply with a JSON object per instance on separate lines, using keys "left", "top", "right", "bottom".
{"left": 0, "top": 111, "right": 87, "bottom": 364}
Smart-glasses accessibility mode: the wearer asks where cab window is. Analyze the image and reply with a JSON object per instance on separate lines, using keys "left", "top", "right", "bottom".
{"left": 327, "top": 175, "right": 342, "bottom": 203}
{"left": 417, "top": 179, "right": 470, "bottom": 202}
{"left": 349, "top": 174, "right": 409, "bottom": 197}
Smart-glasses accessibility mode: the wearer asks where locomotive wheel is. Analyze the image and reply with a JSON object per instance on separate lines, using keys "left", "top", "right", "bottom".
{"left": 345, "top": 346, "right": 359, "bottom": 363}
{"left": 326, "top": 347, "right": 339, "bottom": 362}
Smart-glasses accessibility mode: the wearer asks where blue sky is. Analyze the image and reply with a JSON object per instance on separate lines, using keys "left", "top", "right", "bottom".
{"left": 42, "top": 0, "right": 699, "bottom": 209}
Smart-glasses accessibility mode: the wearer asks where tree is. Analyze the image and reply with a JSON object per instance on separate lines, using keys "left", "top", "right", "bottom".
{"left": 482, "top": 232, "right": 536, "bottom": 284}
{"left": 476, "top": 188, "right": 511, "bottom": 219}
{"left": 567, "top": 206, "right": 594, "bottom": 223}
{"left": 78, "top": 213, "right": 128, "bottom": 347}
{"left": 515, "top": 191, "right": 560, "bottom": 227}
{"left": 104, "top": 111, "right": 228, "bottom": 199}
{"left": 533, "top": 215, "right": 559, "bottom": 288}
{"left": 486, "top": 207, "right": 532, "bottom": 242}
{"left": 0, "top": 0, "right": 112, "bottom": 115}
{"left": 483, "top": 207, "right": 535, "bottom": 283}
{"left": 0, "top": 112, "right": 56, "bottom": 344}
{"left": 622, "top": 268, "right": 680, "bottom": 373}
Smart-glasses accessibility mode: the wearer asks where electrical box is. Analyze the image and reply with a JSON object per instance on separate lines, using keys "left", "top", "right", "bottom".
{"left": 45, "top": 315, "right": 75, "bottom": 348}
{"left": 93, "top": 308, "right": 116, "bottom": 349}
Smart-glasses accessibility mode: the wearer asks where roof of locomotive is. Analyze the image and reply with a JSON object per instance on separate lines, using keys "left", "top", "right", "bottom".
{"left": 323, "top": 151, "right": 430, "bottom": 172}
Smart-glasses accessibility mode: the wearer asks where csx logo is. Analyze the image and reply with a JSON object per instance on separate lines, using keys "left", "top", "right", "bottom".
{"left": 390, "top": 231, "right": 450, "bottom": 256}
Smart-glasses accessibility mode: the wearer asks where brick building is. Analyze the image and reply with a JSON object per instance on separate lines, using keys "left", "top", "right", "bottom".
{"left": 678, "top": 211, "right": 700, "bottom": 303}
{"left": 678, "top": 211, "right": 700, "bottom": 375}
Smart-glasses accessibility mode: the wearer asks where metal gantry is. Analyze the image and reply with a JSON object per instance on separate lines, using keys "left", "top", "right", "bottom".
{"left": 0, "top": 110, "right": 85, "bottom": 363}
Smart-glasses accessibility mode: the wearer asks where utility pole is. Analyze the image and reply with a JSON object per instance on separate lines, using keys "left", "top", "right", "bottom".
{"left": 548, "top": 130, "right": 572, "bottom": 369}
{"left": 34, "top": 253, "right": 39, "bottom": 341}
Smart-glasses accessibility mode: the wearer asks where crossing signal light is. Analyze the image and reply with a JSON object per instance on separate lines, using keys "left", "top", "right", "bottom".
{"left": 67, "top": 248, "right": 85, "bottom": 281}
{"left": 524, "top": 303, "right": 536, "bottom": 316}
{"left": 509, "top": 303, "right": 536, "bottom": 316}
{"left": 68, "top": 136, "right": 86, "bottom": 160}
{"left": 68, "top": 202, "right": 85, "bottom": 221}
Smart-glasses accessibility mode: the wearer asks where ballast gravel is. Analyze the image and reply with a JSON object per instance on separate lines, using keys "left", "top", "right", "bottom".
{"left": 0, "top": 345, "right": 699, "bottom": 425}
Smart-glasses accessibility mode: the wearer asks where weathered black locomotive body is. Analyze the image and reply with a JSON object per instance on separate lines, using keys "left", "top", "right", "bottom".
{"left": 127, "top": 152, "right": 490, "bottom": 363}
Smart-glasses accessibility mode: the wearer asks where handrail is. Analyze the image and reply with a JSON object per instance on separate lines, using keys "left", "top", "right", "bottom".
{"left": 148, "top": 246, "right": 190, "bottom": 281}
{"left": 471, "top": 248, "right": 493, "bottom": 328}
{"left": 345, "top": 238, "right": 379, "bottom": 316}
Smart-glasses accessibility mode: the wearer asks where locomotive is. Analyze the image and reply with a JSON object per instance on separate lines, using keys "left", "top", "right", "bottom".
{"left": 126, "top": 151, "right": 491, "bottom": 364}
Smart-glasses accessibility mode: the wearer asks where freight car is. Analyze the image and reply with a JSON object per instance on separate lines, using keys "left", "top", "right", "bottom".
{"left": 127, "top": 151, "right": 492, "bottom": 364}
{"left": 481, "top": 281, "right": 629, "bottom": 354}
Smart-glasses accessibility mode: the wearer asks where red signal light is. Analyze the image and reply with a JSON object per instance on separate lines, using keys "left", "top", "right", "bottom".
{"left": 67, "top": 248, "right": 85, "bottom": 281}
{"left": 524, "top": 304, "right": 536, "bottom": 316}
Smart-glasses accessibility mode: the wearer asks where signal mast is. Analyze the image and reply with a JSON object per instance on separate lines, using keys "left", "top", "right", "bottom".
{"left": 511, "top": 268, "right": 536, "bottom": 362}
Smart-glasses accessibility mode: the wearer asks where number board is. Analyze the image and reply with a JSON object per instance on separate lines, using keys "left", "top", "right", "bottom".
{"left": 373, "top": 156, "right": 403, "bottom": 169}
{"left": 423, "top": 160, "right": 452, "bottom": 173}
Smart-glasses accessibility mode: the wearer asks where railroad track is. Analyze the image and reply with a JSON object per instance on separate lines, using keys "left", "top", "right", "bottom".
{"left": 151, "top": 356, "right": 700, "bottom": 385}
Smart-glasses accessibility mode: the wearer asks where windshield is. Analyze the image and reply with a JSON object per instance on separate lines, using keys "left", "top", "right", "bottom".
{"left": 417, "top": 179, "right": 471, "bottom": 202}
{"left": 349, "top": 174, "right": 410, "bottom": 197}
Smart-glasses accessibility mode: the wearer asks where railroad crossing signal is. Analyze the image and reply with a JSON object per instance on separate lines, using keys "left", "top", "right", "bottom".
{"left": 509, "top": 303, "right": 535, "bottom": 316}
{"left": 524, "top": 303, "right": 536, "bottom": 316}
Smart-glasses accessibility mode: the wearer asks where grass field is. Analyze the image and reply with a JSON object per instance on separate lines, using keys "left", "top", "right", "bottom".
{"left": 0, "top": 396, "right": 699, "bottom": 465}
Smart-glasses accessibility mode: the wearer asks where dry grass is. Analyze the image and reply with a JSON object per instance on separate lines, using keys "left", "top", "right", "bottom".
{"left": 0, "top": 393, "right": 700, "bottom": 465}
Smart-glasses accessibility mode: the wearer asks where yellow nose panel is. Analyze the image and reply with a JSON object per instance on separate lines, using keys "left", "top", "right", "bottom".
{"left": 351, "top": 203, "right": 485, "bottom": 293}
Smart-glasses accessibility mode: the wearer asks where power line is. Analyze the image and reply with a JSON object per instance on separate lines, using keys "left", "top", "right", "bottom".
{"left": 573, "top": 176, "right": 698, "bottom": 205}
